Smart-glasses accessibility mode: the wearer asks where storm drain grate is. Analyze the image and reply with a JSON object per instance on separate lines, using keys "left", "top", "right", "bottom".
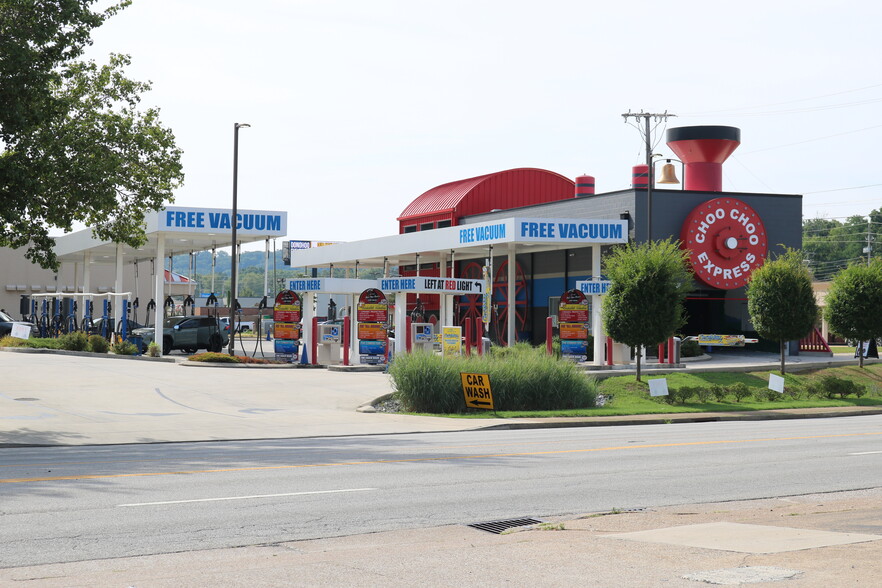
{"left": 468, "top": 518, "right": 543, "bottom": 534}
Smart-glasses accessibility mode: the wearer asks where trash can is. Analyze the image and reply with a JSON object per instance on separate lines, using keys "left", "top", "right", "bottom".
{"left": 127, "top": 335, "right": 143, "bottom": 355}
{"left": 672, "top": 337, "right": 681, "bottom": 363}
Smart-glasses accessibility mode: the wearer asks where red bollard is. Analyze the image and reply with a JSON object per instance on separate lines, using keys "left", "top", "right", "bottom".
{"left": 465, "top": 319, "right": 472, "bottom": 356}
{"left": 668, "top": 337, "right": 676, "bottom": 365}
{"left": 475, "top": 318, "right": 483, "bottom": 356}
{"left": 546, "top": 317, "right": 554, "bottom": 356}
{"left": 311, "top": 316, "right": 319, "bottom": 366}
{"left": 606, "top": 336, "right": 614, "bottom": 366}
{"left": 405, "top": 315, "right": 412, "bottom": 353}
{"left": 343, "top": 315, "right": 350, "bottom": 366}
{"left": 658, "top": 342, "right": 665, "bottom": 364}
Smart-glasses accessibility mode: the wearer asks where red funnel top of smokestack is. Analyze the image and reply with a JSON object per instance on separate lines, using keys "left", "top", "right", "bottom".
{"left": 666, "top": 126, "right": 740, "bottom": 191}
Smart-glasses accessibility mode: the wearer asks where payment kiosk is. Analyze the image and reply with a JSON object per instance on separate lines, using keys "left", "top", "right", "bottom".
{"left": 410, "top": 322, "right": 435, "bottom": 353}
{"left": 317, "top": 322, "right": 343, "bottom": 365}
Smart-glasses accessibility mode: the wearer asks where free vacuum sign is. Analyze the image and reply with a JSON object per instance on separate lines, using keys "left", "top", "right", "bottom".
{"left": 152, "top": 206, "right": 287, "bottom": 236}
{"left": 455, "top": 218, "right": 628, "bottom": 246}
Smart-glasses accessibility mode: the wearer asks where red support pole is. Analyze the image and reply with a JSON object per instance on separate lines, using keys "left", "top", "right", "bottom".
{"left": 475, "top": 318, "right": 483, "bottom": 356}
{"left": 668, "top": 337, "right": 675, "bottom": 364}
{"left": 343, "top": 315, "right": 350, "bottom": 366}
{"left": 405, "top": 315, "right": 412, "bottom": 353}
{"left": 311, "top": 316, "right": 319, "bottom": 366}
{"left": 606, "top": 336, "right": 614, "bottom": 366}
{"left": 546, "top": 317, "right": 554, "bottom": 356}
{"left": 464, "top": 318, "right": 472, "bottom": 356}
{"left": 658, "top": 342, "right": 665, "bottom": 364}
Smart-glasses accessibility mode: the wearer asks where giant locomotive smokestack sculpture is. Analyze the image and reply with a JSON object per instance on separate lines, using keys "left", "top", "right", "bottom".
{"left": 666, "top": 126, "right": 741, "bottom": 191}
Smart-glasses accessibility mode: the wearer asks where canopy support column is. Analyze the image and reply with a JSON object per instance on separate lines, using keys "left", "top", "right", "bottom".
{"left": 592, "top": 244, "right": 604, "bottom": 365}
{"left": 154, "top": 235, "right": 165, "bottom": 354}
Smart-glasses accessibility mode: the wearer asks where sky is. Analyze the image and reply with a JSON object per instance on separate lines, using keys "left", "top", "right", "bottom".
{"left": 83, "top": 0, "right": 882, "bottom": 251}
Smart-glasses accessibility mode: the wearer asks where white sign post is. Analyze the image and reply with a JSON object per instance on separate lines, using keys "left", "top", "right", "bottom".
{"left": 10, "top": 323, "right": 31, "bottom": 339}
{"left": 649, "top": 378, "right": 669, "bottom": 397}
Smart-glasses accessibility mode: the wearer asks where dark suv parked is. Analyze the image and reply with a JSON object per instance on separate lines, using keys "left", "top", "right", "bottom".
{"left": 133, "top": 316, "right": 228, "bottom": 355}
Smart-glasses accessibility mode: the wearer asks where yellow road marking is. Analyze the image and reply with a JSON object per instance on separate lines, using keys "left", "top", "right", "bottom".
{"left": 2, "top": 432, "right": 880, "bottom": 484}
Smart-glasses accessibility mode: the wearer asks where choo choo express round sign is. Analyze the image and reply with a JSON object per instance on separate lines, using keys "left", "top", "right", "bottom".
{"left": 680, "top": 198, "right": 767, "bottom": 289}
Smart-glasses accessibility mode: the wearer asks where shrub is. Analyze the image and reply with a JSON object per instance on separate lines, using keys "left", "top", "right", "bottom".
{"left": 88, "top": 335, "right": 109, "bottom": 353}
{"left": 1, "top": 335, "right": 32, "bottom": 348}
{"left": 390, "top": 347, "right": 598, "bottom": 413}
{"left": 58, "top": 331, "right": 89, "bottom": 351}
{"left": 147, "top": 342, "right": 160, "bottom": 357}
{"left": 756, "top": 388, "right": 783, "bottom": 402}
{"left": 0, "top": 336, "right": 61, "bottom": 349}
{"left": 783, "top": 386, "right": 805, "bottom": 400}
{"left": 654, "top": 385, "right": 694, "bottom": 405}
{"left": 727, "top": 382, "right": 752, "bottom": 403}
{"left": 694, "top": 385, "right": 713, "bottom": 403}
{"left": 680, "top": 338, "right": 702, "bottom": 357}
{"left": 813, "top": 375, "right": 867, "bottom": 399}
{"left": 111, "top": 340, "right": 138, "bottom": 356}
{"left": 190, "top": 352, "right": 240, "bottom": 363}
{"left": 710, "top": 384, "right": 728, "bottom": 402}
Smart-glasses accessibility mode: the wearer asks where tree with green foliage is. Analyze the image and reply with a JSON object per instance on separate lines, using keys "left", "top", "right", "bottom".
{"left": 824, "top": 259, "right": 882, "bottom": 368}
{"left": 746, "top": 249, "right": 818, "bottom": 374}
{"left": 1, "top": 0, "right": 183, "bottom": 270}
{"left": 803, "top": 209, "right": 882, "bottom": 280}
{"left": 601, "top": 238, "right": 693, "bottom": 382}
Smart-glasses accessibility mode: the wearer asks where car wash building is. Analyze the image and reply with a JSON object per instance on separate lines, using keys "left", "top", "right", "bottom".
{"left": 287, "top": 125, "right": 805, "bottom": 356}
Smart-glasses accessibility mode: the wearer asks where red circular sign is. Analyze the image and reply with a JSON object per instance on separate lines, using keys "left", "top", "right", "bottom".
{"left": 680, "top": 198, "right": 767, "bottom": 289}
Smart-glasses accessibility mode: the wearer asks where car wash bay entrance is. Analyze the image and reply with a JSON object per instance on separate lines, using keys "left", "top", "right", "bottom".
{"left": 286, "top": 216, "right": 627, "bottom": 365}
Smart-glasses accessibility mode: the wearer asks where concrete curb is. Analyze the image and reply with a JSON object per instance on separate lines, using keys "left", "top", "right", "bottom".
{"left": 0, "top": 346, "right": 177, "bottom": 362}
{"left": 474, "top": 406, "right": 882, "bottom": 431}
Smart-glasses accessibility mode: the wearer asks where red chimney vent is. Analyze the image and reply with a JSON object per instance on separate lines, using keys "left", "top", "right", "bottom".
{"left": 666, "top": 126, "right": 740, "bottom": 192}
{"left": 575, "top": 175, "right": 595, "bottom": 197}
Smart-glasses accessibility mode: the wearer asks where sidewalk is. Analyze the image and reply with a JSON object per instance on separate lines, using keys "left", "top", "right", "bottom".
{"left": 3, "top": 488, "right": 880, "bottom": 586}
{"left": 1, "top": 348, "right": 879, "bottom": 447}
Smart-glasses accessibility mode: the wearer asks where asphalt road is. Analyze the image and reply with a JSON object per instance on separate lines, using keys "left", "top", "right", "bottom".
{"left": 2, "top": 415, "right": 881, "bottom": 569}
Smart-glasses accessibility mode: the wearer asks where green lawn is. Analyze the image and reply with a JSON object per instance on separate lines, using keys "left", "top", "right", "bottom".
{"left": 420, "top": 363, "right": 882, "bottom": 419}
{"left": 830, "top": 345, "right": 858, "bottom": 355}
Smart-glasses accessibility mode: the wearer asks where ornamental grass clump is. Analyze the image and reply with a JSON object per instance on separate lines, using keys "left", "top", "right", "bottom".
{"left": 390, "top": 346, "right": 597, "bottom": 413}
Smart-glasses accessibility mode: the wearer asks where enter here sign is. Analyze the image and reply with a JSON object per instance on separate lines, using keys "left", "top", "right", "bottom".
{"left": 460, "top": 373, "right": 494, "bottom": 410}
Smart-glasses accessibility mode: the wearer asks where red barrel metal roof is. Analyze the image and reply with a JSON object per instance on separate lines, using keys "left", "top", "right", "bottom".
{"left": 397, "top": 168, "right": 575, "bottom": 225}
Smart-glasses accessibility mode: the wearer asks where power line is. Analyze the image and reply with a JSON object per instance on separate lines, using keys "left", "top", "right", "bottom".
{"left": 680, "top": 82, "right": 882, "bottom": 117}
{"left": 740, "top": 124, "right": 882, "bottom": 155}
{"left": 804, "top": 184, "right": 882, "bottom": 195}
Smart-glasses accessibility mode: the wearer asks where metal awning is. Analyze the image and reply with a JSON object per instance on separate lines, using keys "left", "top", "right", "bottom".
{"left": 287, "top": 216, "right": 627, "bottom": 269}
{"left": 54, "top": 206, "right": 287, "bottom": 264}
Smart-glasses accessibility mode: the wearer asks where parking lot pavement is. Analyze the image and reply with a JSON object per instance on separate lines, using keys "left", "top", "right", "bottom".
{"left": 0, "top": 350, "right": 509, "bottom": 446}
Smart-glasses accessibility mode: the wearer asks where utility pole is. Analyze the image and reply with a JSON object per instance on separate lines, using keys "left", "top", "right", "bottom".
{"left": 867, "top": 216, "right": 873, "bottom": 266}
{"left": 621, "top": 111, "right": 676, "bottom": 242}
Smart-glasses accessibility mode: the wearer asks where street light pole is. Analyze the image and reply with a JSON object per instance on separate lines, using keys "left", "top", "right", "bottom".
{"left": 228, "top": 122, "right": 250, "bottom": 355}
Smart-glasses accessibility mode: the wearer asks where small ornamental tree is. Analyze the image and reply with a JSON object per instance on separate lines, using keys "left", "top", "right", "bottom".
{"left": 824, "top": 259, "right": 882, "bottom": 368}
{"left": 601, "top": 238, "right": 693, "bottom": 382}
{"left": 746, "top": 249, "right": 818, "bottom": 374}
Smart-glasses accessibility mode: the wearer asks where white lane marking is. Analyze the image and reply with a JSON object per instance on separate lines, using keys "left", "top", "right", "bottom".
{"left": 848, "top": 451, "right": 882, "bottom": 456}
{"left": 119, "top": 487, "right": 377, "bottom": 507}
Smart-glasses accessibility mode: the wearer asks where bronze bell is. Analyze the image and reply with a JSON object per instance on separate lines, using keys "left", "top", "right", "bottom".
{"left": 657, "top": 162, "right": 680, "bottom": 184}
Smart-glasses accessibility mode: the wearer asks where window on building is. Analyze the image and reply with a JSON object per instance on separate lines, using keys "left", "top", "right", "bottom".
{"left": 403, "top": 225, "right": 417, "bottom": 233}
{"left": 437, "top": 220, "right": 452, "bottom": 228}
{"left": 420, "top": 222, "right": 434, "bottom": 231}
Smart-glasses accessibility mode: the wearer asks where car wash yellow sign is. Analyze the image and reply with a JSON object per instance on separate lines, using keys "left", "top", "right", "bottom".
{"left": 460, "top": 373, "right": 494, "bottom": 410}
